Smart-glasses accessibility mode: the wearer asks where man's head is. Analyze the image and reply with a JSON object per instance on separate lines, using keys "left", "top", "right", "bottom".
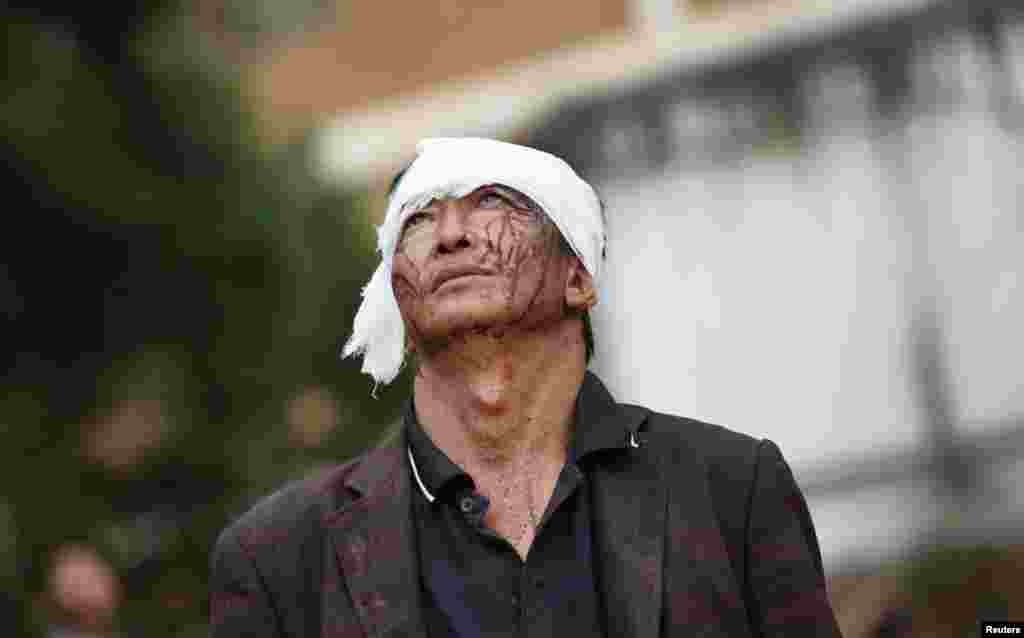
{"left": 391, "top": 182, "right": 596, "bottom": 361}
{"left": 343, "top": 138, "right": 606, "bottom": 389}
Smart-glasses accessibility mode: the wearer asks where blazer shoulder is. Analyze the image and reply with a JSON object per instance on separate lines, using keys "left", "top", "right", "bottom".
{"left": 215, "top": 453, "right": 367, "bottom": 557}
{"left": 631, "top": 408, "right": 770, "bottom": 586}
{"left": 637, "top": 406, "right": 762, "bottom": 465}
{"left": 629, "top": 406, "right": 770, "bottom": 516}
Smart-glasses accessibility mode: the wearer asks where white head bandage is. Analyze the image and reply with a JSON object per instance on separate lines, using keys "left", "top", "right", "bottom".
{"left": 342, "top": 137, "right": 605, "bottom": 391}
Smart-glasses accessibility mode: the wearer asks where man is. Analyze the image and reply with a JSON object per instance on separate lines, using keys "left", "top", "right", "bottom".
{"left": 210, "top": 138, "right": 842, "bottom": 637}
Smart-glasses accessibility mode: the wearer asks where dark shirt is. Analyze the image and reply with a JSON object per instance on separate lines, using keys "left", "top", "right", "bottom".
{"left": 404, "top": 393, "right": 626, "bottom": 638}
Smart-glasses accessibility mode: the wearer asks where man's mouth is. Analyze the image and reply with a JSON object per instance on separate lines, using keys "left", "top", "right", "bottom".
{"left": 432, "top": 266, "right": 496, "bottom": 291}
{"left": 438, "top": 275, "right": 487, "bottom": 289}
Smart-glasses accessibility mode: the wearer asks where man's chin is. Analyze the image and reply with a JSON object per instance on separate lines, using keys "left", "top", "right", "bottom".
{"left": 410, "top": 314, "right": 518, "bottom": 350}
{"left": 416, "top": 320, "right": 502, "bottom": 341}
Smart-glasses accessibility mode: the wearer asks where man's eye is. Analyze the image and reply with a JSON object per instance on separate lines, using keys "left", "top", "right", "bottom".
{"left": 404, "top": 212, "right": 431, "bottom": 228}
{"left": 479, "top": 192, "right": 512, "bottom": 208}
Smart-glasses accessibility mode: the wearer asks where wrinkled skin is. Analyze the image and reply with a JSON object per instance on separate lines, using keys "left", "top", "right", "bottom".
{"left": 390, "top": 184, "right": 597, "bottom": 559}
{"left": 392, "top": 184, "right": 584, "bottom": 359}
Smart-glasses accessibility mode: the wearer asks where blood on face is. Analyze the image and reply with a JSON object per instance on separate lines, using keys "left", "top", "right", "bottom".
{"left": 391, "top": 184, "right": 567, "bottom": 349}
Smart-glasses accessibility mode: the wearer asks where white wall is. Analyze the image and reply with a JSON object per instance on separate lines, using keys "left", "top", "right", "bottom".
{"left": 586, "top": 24, "right": 1024, "bottom": 568}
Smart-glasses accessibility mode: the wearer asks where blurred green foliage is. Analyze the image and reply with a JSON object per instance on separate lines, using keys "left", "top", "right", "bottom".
{"left": 2, "top": 3, "right": 411, "bottom": 636}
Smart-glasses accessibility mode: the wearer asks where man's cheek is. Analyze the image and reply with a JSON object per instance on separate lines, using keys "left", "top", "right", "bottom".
{"left": 393, "top": 280, "right": 416, "bottom": 306}
{"left": 393, "top": 251, "right": 418, "bottom": 273}
{"left": 496, "top": 238, "right": 542, "bottom": 285}
{"left": 392, "top": 254, "right": 425, "bottom": 291}
{"left": 481, "top": 216, "right": 512, "bottom": 266}
{"left": 392, "top": 269, "right": 426, "bottom": 317}
{"left": 483, "top": 213, "right": 539, "bottom": 267}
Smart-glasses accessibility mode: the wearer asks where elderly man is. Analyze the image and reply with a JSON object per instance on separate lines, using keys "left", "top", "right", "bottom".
{"left": 210, "top": 138, "right": 842, "bottom": 637}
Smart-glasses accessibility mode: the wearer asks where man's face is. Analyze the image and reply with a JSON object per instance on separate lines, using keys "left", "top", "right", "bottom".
{"left": 391, "top": 184, "right": 574, "bottom": 353}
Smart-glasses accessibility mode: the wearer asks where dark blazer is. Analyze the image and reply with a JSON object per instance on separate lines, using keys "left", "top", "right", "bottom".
{"left": 210, "top": 372, "right": 842, "bottom": 637}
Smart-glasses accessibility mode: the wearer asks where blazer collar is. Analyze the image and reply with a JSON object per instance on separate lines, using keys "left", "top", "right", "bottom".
{"left": 324, "top": 370, "right": 664, "bottom": 638}
{"left": 579, "top": 372, "right": 666, "bottom": 638}
{"left": 574, "top": 369, "right": 648, "bottom": 457}
{"left": 324, "top": 438, "right": 427, "bottom": 638}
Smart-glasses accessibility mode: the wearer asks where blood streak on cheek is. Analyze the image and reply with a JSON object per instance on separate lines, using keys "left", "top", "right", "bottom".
{"left": 513, "top": 232, "right": 557, "bottom": 319}
{"left": 391, "top": 253, "right": 426, "bottom": 303}
{"left": 487, "top": 214, "right": 514, "bottom": 268}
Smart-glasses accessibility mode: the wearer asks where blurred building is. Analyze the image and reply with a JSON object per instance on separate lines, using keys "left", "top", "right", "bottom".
{"left": 522, "top": 0, "right": 1024, "bottom": 576}
{"left": 233, "top": 0, "right": 1024, "bottom": 627}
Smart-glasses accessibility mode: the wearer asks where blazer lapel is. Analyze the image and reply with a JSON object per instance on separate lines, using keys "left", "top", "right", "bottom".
{"left": 583, "top": 373, "right": 667, "bottom": 638}
{"left": 655, "top": 433, "right": 752, "bottom": 638}
{"left": 323, "top": 440, "right": 427, "bottom": 638}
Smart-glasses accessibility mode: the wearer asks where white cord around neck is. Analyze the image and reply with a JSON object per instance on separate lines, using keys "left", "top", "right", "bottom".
{"left": 407, "top": 446, "right": 436, "bottom": 503}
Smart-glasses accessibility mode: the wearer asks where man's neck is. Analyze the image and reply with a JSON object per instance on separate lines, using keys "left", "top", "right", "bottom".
{"left": 411, "top": 319, "right": 585, "bottom": 478}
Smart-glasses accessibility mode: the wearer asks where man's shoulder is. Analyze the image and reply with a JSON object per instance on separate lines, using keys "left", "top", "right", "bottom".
{"left": 637, "top": 404, "right": 761, "bottom": 453}
{"left": 629, "top": 405, "right": 768, "bottom": 548}
{"left": 629, "top": 403, "right": 765, "bottom": 479}
{"left": 214, "top": 449, "right": 376, "bottom": 554}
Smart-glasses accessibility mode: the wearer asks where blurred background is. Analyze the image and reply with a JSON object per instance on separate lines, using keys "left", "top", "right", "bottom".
{"left": 2, "top": 0, "right": 1022, "bottom": 636}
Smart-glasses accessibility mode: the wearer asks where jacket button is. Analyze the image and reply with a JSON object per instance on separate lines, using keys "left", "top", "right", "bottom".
{"left": 459, "top": 496, "right": 475, "bottom": 513}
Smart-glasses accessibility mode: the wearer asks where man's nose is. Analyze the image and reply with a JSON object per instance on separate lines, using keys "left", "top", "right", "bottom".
{"left": 435, "top": 207, "right": 472, "bottom": 255}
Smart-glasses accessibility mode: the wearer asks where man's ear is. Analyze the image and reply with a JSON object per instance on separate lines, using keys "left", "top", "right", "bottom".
{"left": 564, "top": 257, "right": 597, "bottom": 313}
